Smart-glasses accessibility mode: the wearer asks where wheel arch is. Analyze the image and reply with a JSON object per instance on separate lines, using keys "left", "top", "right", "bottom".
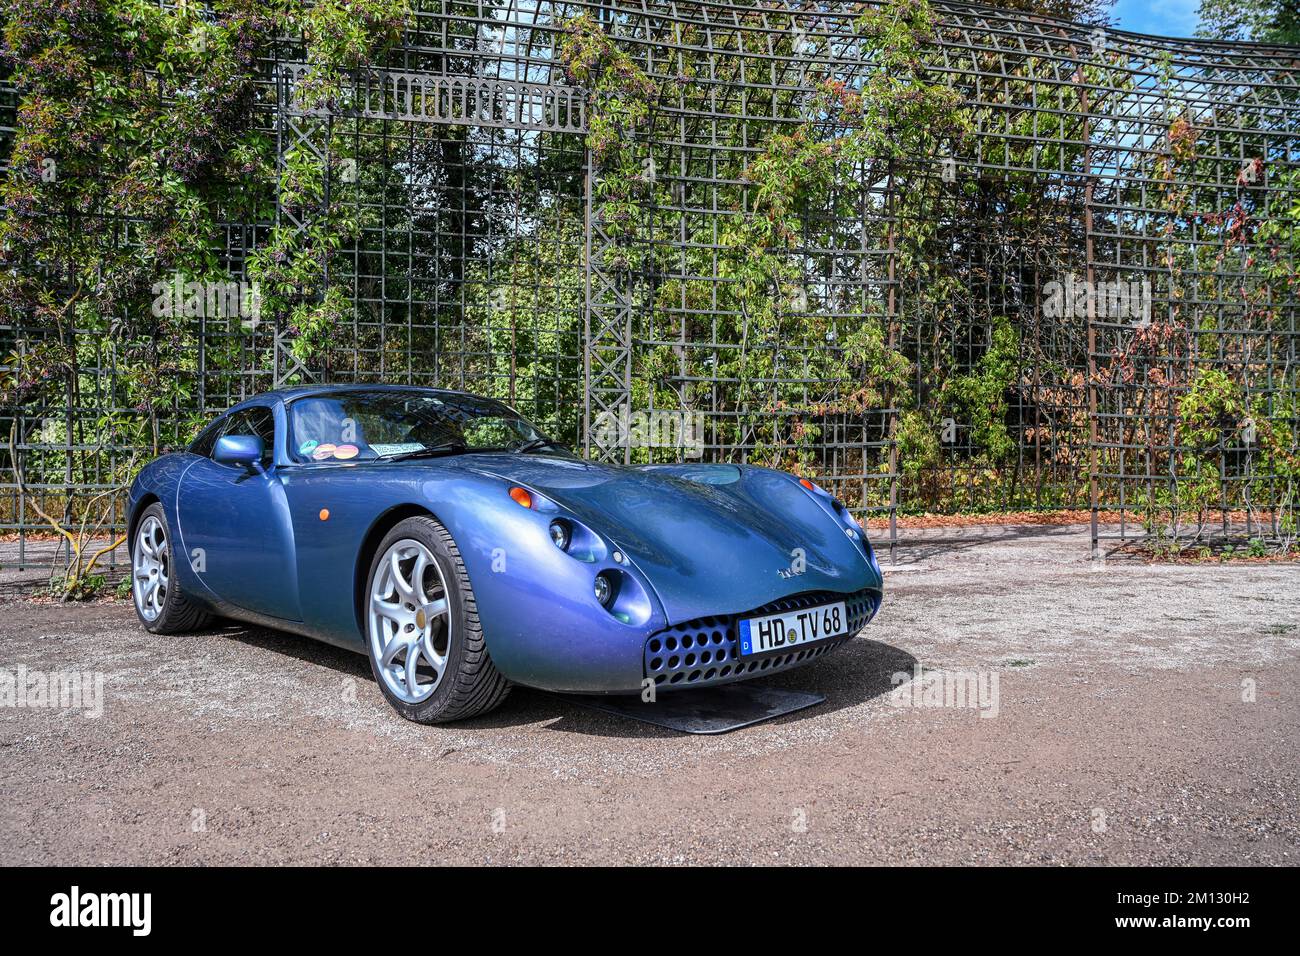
{"left": 353, "top": 503, "right": 437, "bottom": 637}
{"left": 127, "top": 493, "right": 161, "bottom": 556}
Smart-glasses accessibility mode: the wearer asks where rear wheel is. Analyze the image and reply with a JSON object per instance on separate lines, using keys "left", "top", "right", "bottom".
{"left": 364, "top": 515, "right": 510, "bottom": 723}
{"left": 131, "top": 502, "right": 213, "bottom": 633}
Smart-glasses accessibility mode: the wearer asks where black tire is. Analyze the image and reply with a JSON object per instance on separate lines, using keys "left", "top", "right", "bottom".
{"left": 363, "top": 515, "right": 511, "bottom": 723}
{"left": 130, "top": 502, "right": 213, "bottom": 634}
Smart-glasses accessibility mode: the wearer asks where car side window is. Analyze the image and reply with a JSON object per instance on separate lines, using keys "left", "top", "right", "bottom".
{"left": 216, "top": 407, "right": 276, "bottom": 466}
{"left": 189, "top": 420, "right": 224, "bottom": 457}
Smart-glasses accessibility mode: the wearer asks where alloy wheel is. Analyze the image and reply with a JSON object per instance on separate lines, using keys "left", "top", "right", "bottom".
{"left": 133, "top": 514, "right": 169, "bottom": 622}
{"left": 368, "top": 539, "right": 452, "bottom": 703}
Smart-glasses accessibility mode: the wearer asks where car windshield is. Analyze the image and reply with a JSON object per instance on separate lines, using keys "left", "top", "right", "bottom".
{"left": 286, "top": 391, "right": 553, "bottom": 463}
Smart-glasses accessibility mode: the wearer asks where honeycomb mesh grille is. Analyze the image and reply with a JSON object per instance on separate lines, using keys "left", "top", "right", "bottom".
{"left": 644, "top": 588, "right": 880, "bottom": 690}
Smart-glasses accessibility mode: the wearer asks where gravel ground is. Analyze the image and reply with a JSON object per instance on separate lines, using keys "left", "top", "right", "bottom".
{"left": 1, "top": 523, "right": 1297, "bottom": 865}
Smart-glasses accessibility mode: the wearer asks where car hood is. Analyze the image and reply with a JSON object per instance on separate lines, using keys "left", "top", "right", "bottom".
{"left": 443, "top": 454, "right": 880, "bottom": 623}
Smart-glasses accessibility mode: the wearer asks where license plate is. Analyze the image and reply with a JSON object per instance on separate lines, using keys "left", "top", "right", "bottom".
{"left": 738, "top": 601, "right": 848, "bottom": 656}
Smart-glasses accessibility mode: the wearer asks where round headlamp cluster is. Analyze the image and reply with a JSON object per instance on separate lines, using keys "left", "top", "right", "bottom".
{"left": 511, "top": 486, "right": 633, "bottom": 616}
{"left": 593, "top": 572, "right": 617, "bottom": 608}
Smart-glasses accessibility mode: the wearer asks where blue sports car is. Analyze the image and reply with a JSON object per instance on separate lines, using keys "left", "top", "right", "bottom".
{"left": 128, "top": 385, "right": 883, "bottom": 723}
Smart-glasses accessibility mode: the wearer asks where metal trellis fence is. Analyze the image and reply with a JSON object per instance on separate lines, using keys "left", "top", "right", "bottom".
{"left": 2, "top": 0, "right": 1298, "bottom": 580}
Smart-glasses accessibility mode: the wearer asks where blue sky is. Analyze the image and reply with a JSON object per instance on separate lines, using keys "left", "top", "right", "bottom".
{"left": 1110, "top": 0, "right": 1201, "bottom": 37}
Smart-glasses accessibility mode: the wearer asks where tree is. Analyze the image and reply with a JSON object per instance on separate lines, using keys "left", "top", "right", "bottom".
{"left": 0, "top": 0, "right": 408, "bottom": 597}
{"left": 981, "top": 0, "right": 1115, "bottom": 26}
{"left": 1197, "top": 0, "right": 1300, "bottom": 44}
{"left": 0, "top": 0, "right": 277, "bottom": 597}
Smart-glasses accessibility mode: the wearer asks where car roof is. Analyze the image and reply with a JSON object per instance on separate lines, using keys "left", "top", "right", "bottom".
{"left": 226, "top": 384, "right": 483, "bottom": 412}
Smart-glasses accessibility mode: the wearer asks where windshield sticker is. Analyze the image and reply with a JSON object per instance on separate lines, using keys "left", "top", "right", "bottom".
{"left": 298, "top": 439, "right": 319, "bottom": 456}
{"left": 312, "top": 443, "right": 338, "bottom": 461}
{"left": 334, "top": 444, "right": 359, "bottom": 460}
{"left": 370, "top": 442, "right": 423, "bottom": 456}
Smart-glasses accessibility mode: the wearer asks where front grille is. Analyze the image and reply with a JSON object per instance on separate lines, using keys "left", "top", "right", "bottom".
{"left": 644, "top": 588, "right": 880, "bottom": 690}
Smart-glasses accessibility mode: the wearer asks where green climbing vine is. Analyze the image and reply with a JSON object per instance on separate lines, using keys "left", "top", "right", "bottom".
{"left": 0, "top": 0, "right": 408, "bottom": 596}
{"left": 560, "top": 0, "right": 973, "bottom": 485}
{"left": 247, "top": 0, "right": 409, "bottom": 373}
{"left": 699, "top": 0, "right": 972, "bottom": 484}
{"left": 559, "top": 13, "right": 662, "bottom": 265}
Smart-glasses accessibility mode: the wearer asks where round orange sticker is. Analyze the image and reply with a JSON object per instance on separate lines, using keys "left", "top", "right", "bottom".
{"left": 312, "top": 443, "right": 338, "bottom": 461}
{"left": 334, "top": 444, "right": 359, "bottom": 460}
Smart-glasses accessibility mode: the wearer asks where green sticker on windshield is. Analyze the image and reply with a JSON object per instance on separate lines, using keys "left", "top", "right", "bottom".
{"left": 298, "top": 440, "right": 319, "bottom": 456}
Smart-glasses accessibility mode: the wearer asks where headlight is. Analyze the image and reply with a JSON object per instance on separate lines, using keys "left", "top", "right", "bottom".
{"left": 593, "top": 573, "right": 616, "bottom": 607}
{"left": 549, "top": 520, "right": 571, "bottom": 551}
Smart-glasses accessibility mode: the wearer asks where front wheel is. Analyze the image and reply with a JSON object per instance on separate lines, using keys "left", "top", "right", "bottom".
{"left": 131, "top": 502, "right": 213, "bottom": 633}
{"left": 364, "top": 515, "right": 511, "bottom": 723}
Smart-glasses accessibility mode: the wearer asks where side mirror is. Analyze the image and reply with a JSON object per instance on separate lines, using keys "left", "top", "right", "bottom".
{"left": 214, "top": 434, "right": 265, "bottom": 470}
